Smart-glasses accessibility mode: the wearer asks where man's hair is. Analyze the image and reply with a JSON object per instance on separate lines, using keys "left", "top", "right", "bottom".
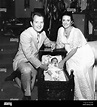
{"left": 30, "top": 11, "right": 44, "bottom": 22}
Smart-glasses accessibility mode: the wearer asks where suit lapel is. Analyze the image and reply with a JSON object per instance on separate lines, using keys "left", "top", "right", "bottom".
{"left": 30, "top": 29, "right": 45, "bottom": 50}
{"left": 38, "top": 32, "right": 45, "bottom": 49}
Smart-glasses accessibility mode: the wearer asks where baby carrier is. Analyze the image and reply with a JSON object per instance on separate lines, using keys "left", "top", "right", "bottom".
{"left": 37, "top": 48, "right": 74, "bottom": 100}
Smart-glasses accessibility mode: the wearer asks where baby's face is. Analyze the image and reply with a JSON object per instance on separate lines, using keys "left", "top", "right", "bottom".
{"left": 52, "top": 59, "right": 58, "bottom": 66}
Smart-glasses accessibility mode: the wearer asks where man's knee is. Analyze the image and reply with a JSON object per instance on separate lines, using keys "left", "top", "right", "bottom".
{"left": 20, "top": 66, "right": 37, "bottom": 78}
{"left": 32, "top": 70, "right": 37, "bottom": 77}
{"left": 18, "top": 62, "right": 37, "bottom": 79}
{"left": 21, "top": 67, "right": 32, "bottom": 74}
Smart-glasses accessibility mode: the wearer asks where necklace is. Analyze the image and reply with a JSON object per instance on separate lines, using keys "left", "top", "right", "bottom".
{"left": 64, "top": 30, "right": 70, "bottom": 38}
{"left": 64, "top": 27, "right": 73, "bottom": 38}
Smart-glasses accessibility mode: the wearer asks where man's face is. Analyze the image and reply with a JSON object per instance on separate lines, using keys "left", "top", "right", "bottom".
{"left": 32, "top": 15, "right": 44, "bottom": 32}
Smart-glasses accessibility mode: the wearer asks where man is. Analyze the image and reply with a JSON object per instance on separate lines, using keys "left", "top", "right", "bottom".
{"left": 5, "top": 11, "right": 55, "bottom": 100}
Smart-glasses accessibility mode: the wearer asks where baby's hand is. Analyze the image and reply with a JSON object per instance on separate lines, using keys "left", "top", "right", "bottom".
{"left": 53, "top": 77, "right": 59, "bottom": 81}
{"left": 47, "top": 70, "right": 52, "bottom": 75}
{"left": 55, "top": 70, "right": 61, "bottom": 74}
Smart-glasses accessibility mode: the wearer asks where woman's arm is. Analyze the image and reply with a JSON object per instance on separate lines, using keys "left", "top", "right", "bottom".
{"left": 58, "top": 47, "right": 78, "bottom": 69}
{"left": 56, "top": 27, "right": 65, "bottom": 49}
{"left": 64, "top": 47, "right": 78, "bottom": 62}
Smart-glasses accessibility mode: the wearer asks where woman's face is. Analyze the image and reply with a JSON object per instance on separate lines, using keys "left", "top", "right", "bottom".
{"left": 32, "top": 15, "right": 44, "bottom": 32}
{"left": 62, "top": 15, "right": 72, "bottom": 29}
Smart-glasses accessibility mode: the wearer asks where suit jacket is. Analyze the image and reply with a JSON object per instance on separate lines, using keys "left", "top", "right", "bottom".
{"left": 13, "top": 27, "right": 53, "bottom": 71}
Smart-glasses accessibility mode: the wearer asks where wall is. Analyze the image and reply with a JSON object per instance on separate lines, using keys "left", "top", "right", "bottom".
{"left": 15, "top": 0, "right": 43, "bottom": 18}
{"left": 73, "top": 14, "right": 87, "bottom": 36}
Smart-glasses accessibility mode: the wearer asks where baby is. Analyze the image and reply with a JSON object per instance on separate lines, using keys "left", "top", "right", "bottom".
{"left": 44, "top": 57, "right": 67, "bottom": 81}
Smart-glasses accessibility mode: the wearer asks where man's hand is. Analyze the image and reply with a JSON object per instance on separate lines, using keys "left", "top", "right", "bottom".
{"left": 39, "top": 64, "right": 48, "bottom": 71}
{"left": 51, "top": 42, "right": 56, "bottom": 50}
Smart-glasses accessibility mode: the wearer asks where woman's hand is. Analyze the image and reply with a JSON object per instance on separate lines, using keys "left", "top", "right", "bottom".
{"left": 58, "top": 60, "right": 65, "bottom": 70}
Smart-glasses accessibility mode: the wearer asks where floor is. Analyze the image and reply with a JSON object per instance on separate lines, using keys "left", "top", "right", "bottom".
{"left": 0, "top": 34, "right": 97, "bottom": 101}
{"left": 0, "top": 35, "right": 38, "bottom": 100}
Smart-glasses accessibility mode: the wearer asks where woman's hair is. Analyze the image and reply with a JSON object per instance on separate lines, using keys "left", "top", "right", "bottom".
{"left": 61, "top": 11, "right": 74, "bottom": 21}
{"left": 61, "top": 11, "right": 75, "bottom": 26}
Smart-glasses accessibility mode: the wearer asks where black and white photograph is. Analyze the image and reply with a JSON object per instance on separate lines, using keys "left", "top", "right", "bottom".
{"left": 0, "top": 0, "right": 97, "bottom": 106}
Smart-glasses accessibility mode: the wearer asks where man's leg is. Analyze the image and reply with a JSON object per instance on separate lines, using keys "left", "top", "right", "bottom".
{"left": 31, "top": 69, "right": 37, "bottom": 90}
{"left": 17, "top": 62, "right": 37, "bottom": 100}
{"left": 4, "top": 69, "right": 21, "bottom": 81}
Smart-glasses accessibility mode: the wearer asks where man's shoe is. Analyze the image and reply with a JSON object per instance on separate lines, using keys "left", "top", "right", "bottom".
{"left": 22, "top": 95, "right": 31, "bottom": 100}
{"left": 4, "top": 70, "right": 21, "bottom": 81}
{"left": 5, "top": 75, "right": 14, "bottom": 81}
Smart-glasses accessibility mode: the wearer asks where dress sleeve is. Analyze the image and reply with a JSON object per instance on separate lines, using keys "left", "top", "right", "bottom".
{"left": 70, "top": 29, "right": 87, "bottom": 49}
{"left": 56, "top": 27, "right": 66, "bottom": 48}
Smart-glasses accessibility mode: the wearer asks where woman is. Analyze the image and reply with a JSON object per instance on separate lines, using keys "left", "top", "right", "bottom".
{"left": 56, "top": 11, "right": 95, "bottom": 100}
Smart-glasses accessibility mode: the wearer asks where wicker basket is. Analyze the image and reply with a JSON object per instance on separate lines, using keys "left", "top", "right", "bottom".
{"left": 38, "top": 49, "right": 74, "bottom": 100}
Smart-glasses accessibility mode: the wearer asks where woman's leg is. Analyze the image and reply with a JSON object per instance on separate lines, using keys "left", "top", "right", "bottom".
{"left": 88, "top": 66, "right": 95, "bottom": 99}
